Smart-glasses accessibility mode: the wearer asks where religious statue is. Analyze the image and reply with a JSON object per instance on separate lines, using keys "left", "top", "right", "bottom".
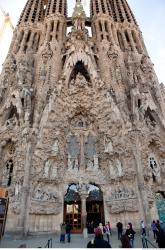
{"left": 94, "top": 154, "right": 99, "bottom": 169}
{"left": 149, "top": 156, "right": 160, "bottom": 182}
{"left": 51, "top": 164, "right": 58, "bottom": 178}
{"left": 86, "top": 159, "right": 94, "bottom": 170}
{"left": 104, "top": 136, "right": 113, "bottom": 153}
{"left": 109, "top": 159, "right": 123, "bottom": 179}
{"left": 52, "top": 139, "right": 59, "bottom": 155}
{"left": 43, "top": 160, "right": 51, "bottom": 178}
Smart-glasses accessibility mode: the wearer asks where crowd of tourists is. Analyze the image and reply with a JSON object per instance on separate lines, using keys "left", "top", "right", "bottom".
{"left": 86, "top": 220, "right": 165, "bottom": 248}
{"left": 59, "top": 219, "right": 165, "bottom": 248}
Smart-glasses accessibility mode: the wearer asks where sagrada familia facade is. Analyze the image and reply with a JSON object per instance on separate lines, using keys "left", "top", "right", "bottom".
{"left": 0, "top": 0, "right": 165, "bottom": 235}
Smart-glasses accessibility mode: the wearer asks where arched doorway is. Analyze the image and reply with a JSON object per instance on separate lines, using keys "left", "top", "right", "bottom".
{"left": 86, "top": 184, "right": 104, "bottom": 234}
{"left": 64, "top": 183, "right": 105, "bottom": 234}
{"left": 64, "top": 184, "right": 82, "bottom": 233}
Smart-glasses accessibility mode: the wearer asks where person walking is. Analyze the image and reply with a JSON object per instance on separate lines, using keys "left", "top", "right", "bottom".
{"left": 151, "top": 220, "right": 157, "bottom": 239}
{"left": 125, "top": 223, "right": 136, "bottom": 248}
{"left": 60, "top": 222, "right": 66, "bottom": 243}
{"left": 87, "top": 227, "right": 111, "bottom": 248}
{"left": 66, "top": 222, "right": 72, "bottom": 243}
{"left": 104, "top": 222, "right": 111, "bottom": 244}
{"left": 141, "top": 221, "right": 146, "bottom": 236}
{"left": 116, "top": 221, "right": 123, "bottom": 240}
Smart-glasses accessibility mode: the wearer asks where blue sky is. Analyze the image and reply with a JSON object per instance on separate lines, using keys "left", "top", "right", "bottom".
{"left": 0, "top": 0, "right": 165, "bottom": 83}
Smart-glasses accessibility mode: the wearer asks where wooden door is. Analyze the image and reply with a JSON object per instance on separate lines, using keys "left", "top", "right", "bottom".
{"left": 64, "top": 203, "right": 82, "bottom": 233}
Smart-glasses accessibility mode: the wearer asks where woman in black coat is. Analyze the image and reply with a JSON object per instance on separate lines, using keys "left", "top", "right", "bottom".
{"left": 125, "top": 223, "right": 136, "bottom": 248}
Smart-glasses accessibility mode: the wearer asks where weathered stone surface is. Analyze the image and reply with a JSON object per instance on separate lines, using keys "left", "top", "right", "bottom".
{"left": 0, "top": 0, "right": 165, "bottom": 234}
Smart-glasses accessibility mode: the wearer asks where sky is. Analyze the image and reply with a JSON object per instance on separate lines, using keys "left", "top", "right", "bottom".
{"left": 0, "top": 0, "right": 165, "bottom": 83}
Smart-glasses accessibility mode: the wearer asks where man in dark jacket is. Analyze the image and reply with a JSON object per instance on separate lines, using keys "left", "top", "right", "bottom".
{"left": 66, "top": 222, "right": 72, "bottom": 243}
{"left": 116, "top": 222, "right": 123, "bottom": 240}
{"left": 87, "top": 227, "right": 111, "bottom": 248}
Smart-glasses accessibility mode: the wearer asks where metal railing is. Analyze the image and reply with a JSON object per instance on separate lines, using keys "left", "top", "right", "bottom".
{"left": 38, "top": 238, "right": 53, "bottom": 248}
{"left": 44, "top": 238, "right": 52, "bottom": 248}
{"left": 141, "top": 235, "right": 157, "bottom": 248}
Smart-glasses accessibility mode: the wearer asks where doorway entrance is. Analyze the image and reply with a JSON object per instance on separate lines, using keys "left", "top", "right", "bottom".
{"left": 64, "top": 184, "right": 82, "bottom": 233}
{"left": 86, "top": 185, "right": 104, "bottom": 234}
{"left": 64, "top": 183, "right": 104, "bottom": 234}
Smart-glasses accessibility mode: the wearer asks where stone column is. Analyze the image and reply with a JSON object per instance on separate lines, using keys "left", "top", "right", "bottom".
{"left": 81, "top": 195, "right": 87, "bottom": 235}
{"left": 17, "top": 132, "right": 34, "bottom": 237}
{"left": 28, "top": 32, "right": 35, "bottom": 49}
{"left": 121, "top": 31, "right": 128, "bottom": 50}
{"left": 129, "top": 129, "right": 151, "bottom": 230}
{"left": 20, "top": 31, "right": 29, "bottom": 52}
{"left": 78, "top": 183, "right": 89, "bottom": 238}
{"left": 127, "top": 30, "right": 136, "bottom": 52}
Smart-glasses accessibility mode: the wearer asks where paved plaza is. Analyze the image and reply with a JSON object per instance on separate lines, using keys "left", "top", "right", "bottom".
{"left": 0, "top": 231, "right": 157, "bottom": 248}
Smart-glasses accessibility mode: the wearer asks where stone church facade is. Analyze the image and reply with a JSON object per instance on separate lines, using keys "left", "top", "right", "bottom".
{"left": 0, "top": 0, "right": 165, "bottom": 235}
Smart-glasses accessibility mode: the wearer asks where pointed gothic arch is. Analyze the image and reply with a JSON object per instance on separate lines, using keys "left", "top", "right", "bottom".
{"left": 69, "top": 61, "right": 91, "bottom": 83}
{"left": 64, "top": 51, "right": 98, "bottom": 85}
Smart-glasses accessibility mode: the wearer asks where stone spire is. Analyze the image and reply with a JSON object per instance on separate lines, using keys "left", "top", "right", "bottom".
{"left": 90, "top": 0, "right": 143, "bottom": 54}
{"left": 45, "top": 0, "right": 67, "bottom": 17}
{"left": 11, "top": 0, "right": 45, "bottom": 55}
{"left": 18, "top": 0, "right": 45, "bottom": 25}
{"left": 90, "top": 0, "right": 137, "bottom": 25}
{"left": 43, "top": 0, "right": 67, "bottom": 43}
{"left": 72, "top": 0, "right": 86, "bottom": 30}
{"left": 72, "top": 0, "right": 86, "bottom": 20}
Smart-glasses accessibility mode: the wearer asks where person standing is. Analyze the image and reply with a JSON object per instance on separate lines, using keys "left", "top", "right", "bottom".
{"left": 60, "top": 222, "right": 66, "bottom": 243}
{"left": 104, "top": 222, "right": 111, "bottom": 244}
{"left": 125, "top": 223, "right": 136, "bottom": 248}
{"left": 156, "top": 220, "right": 161, "bottom": 231}
{"left": 66, "top": 222, "right": 72, "bottom": 243}
{"left": 108, "top": 221, "right": 112, "bottom": 235}
{"left": 98, "top": 222, "right": 104, "bottom": 239}
{"left": 116, "top": 221, "right": 123, "bottom": 240}
{"left": 141, "top": 221, "right": 146, "bottom": 236}
{"left": 87, "top": 227, "right": 111, "bottom": 248}
{"left": 156, "top": 227, "right": 165, "bottom": 248}
{"left": 151, "top": 220, "right": 157, "bottom": 239}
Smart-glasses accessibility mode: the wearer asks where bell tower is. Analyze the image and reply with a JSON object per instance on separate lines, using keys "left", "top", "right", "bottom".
{"left": 90, "top": 0, "right": 146, "bottom": 86}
